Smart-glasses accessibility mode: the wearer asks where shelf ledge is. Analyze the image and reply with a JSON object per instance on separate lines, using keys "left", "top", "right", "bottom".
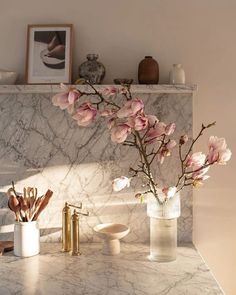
{"left": 0, "top": 84, "right": 197, "bottom": 94}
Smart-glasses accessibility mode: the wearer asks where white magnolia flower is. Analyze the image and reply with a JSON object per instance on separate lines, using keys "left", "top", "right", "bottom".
{"left": 162, "top": 186, "right": 177, "bottom": 199}
{"left": 112, "top": 176, "right": 131, "bottom": 192}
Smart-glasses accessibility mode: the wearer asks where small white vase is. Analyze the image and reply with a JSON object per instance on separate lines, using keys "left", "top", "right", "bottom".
{"left": 147, "top": 192, "right": 181, "bottom": 262}
{"left": 14, "top": 221, "right": 40, "bottom": 257}
{"left": 169, "top": 64, "right": 185, "bottom": 85}
{"left": 0, "top": 69, "right": 18, "bottom": 85}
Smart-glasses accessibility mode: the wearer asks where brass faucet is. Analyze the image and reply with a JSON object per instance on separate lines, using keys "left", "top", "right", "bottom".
{"left": 62, "top": 202, "right": 83, "bottom": 252}
{"left": 62, "top": 201, "right": 89, "bottom": 255}
{"left": 70, "top": 209, "right": 90, "bottom": 256}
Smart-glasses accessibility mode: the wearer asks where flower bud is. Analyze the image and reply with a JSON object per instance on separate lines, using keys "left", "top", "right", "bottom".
{"left": 179, "top": 134, "right": 188, "bottom": 145}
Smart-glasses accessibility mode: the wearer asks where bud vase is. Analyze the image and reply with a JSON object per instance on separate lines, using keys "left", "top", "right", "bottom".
{"left": 78, "top": 54, "right": 105, "bottom": 84}
{"left": 14, "top": 221, "right": 40, "bottom": 257}
{"left": 147, "top": 192, "right": 180, "bottom": 262}
{"left": 138, "top": 56, "right": 159, "bottom": 84}
{"left": 169, "top": 64, "right": 185, "bottom": 85}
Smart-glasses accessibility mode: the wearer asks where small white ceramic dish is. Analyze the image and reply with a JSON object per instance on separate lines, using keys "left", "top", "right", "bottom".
{"left": 0, "top": 69, "right": 18, "bottom": 85}
{"left": 93, "top": 223, "right": 130, "bottom": 255}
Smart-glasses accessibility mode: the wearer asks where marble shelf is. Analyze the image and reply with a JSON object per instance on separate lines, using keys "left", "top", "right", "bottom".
{"left": 0, "top": 243, "right": 222, "bottom": 295}
{"left": 0, "top": 84, "right": 197, "bottom": 94}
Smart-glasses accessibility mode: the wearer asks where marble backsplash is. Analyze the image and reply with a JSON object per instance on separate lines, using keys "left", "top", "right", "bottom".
{"left": 0, "top": 85, "right": 195, "bottom": 243}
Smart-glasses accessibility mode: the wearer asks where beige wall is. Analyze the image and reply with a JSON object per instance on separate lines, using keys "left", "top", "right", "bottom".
{"left": 1, "top": 0, "right": 236, "bottom": 293}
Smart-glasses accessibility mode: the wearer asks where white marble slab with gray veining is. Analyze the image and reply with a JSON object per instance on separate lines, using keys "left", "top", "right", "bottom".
{"left": 0, "top": 84, "right": 197, "bottom": 94}
{"left": 0, "top": 85, "right": 194, "bottom": 243}
{"left": 0, "top": 243, "right": 223, "bottom": 295}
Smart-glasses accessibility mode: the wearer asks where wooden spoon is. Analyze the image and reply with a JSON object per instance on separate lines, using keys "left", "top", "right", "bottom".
{"left": 8, "top": 195, "right": 21, "bottom": 221}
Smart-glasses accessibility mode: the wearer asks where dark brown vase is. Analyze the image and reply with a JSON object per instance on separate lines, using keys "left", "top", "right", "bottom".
{"left": 138, "top": 56, "right": 159, "bottom": 84}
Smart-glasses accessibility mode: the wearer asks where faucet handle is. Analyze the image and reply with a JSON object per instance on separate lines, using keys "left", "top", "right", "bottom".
{"left": 77, "top": 210, "right": 90, "bottom": 217}
{"left": 67, "top": 202, "right": 83, "bottom": 209}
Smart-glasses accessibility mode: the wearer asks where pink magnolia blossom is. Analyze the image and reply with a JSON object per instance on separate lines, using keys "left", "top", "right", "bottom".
{"left": 207, "top": 136, "right": 232, "bottom": 164}
{"left": 112, "top": 176, "right": 131, "bottom": 192}
{"left": 166, "top": 139, "right": 177, "bottom": 150}
{"left": 117, "top": 99, "right": 144, "bottom": 118}
{"left": 218, "top": 149, "right": 232, "bottom": 164}
{"left": 111, "top": 124, "right": 131, "bottom": 143}
{"left": 165, "top": 123, "right": 176, "bottom": 135}
{"left": 162, "top": 186, "right": 177, "bottom": 199}
{"left": 107, "top": 117, "right": 116, "bottom": 129}
{"left": 128, "top": 113, "right": 148, "bottom": 131}
{"left": 100, "top": 109, "right": 116, "bottom": 117}
{"left": 145, "top": 122, "right": 166, "bottom": 143}
{"left": 157, "top": 140, "right": 177, "bottom": 164}
{"left": 192, "top": 166, "right": 210, "bottom": 179}
{"left": 52, "top": 84, "right": 80, "bottom": 113}
{"left": 147, "top": 115, "right": 159, "bottom": 126}
{"left": 208, "top": 136, "right": 227, "bottom": 151}
{"left": 186, "top": 152, "right": 206, "bottom": 168}
{"left": 72, "top": 102, "right": 97, "bottom": 126}
{"left": 103, "top": 86, "right": 118, "bottom": 97}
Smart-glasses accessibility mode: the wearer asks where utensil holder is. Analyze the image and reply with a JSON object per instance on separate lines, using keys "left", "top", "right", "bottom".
{"left": 14, "top": 221, "right": 40, "bottom": 257}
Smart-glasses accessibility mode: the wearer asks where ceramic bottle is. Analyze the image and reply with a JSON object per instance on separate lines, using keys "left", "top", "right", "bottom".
{"left": 169, "top": 64, "right": 185, "bottom": 85}
{"left": 138, "top": 56, "right": 159, "bottom": 84}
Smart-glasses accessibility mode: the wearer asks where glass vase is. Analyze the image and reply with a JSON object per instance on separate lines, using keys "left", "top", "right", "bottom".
{"left": 78, "top": 54, "right": 105, "bottom": 84}
{"left": 147, "top": 192, "right": 180, "bottom": 262}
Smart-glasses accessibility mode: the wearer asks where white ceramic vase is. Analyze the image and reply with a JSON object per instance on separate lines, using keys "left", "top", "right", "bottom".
{"left": 169, "top": 64, "right": 185, "bottom": 85}
{"left": 0, "top": 69, "right": 18, "bottom": 85}
{"left": 147, "top": 192, "right": 181, "bottom": 262}
{"left": 14, "top": 221, "right": 40, "bottom": 257}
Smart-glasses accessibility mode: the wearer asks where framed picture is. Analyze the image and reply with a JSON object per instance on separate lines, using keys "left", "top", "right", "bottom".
{"left": 25, "top": 24, "right": 73, "bottom": 84}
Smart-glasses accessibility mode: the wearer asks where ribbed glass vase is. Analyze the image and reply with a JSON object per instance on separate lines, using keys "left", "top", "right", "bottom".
{"left": 147, "top": 191, "right": 181, "bottom": 262}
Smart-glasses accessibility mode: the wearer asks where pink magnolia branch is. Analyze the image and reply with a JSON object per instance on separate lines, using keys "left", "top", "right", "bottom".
{"left": 52, "top": 81, "right": 232, "bottom": 204}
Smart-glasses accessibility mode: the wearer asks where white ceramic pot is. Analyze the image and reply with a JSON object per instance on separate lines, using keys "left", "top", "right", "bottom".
{"left": 169, "top": 64, "right": 185, "bottom": 85}
{"left": 0, "top": 69, "right": 18, "bottom": 85}
{"left": 14, "top": 221, "right": 40, "bottom": 257}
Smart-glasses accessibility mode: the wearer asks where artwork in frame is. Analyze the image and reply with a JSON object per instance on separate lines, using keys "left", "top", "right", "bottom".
{"left": 25, "top": 24, "right": 73, "bottom": 84}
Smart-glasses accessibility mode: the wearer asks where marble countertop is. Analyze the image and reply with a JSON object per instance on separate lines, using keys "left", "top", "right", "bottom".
{"left": 0, "top": 84, "right": 197, "bottom": 94}
{"left": 0, "top": 243, "right": 222, "bottom": 295}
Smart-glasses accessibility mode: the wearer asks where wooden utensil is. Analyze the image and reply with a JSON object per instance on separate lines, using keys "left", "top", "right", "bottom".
{"left": 18, "top": 196, "right": 29, "bottom": 221}
{"left": 0, "top": 241, "right": 14, "bottom": 256}
{"left": 8, "top": 195, "right": 21, "bottom": 221}
{"left": 6, "top": 188, "right": 17, "bottom": 199}
{"left": 29, "top": 194, "right": 43, "bottom": 221}
{"left": 32, "top": 190, "right": 53, "bottom": 221}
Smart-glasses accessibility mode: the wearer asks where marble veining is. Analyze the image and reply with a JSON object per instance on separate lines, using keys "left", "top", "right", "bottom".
{"left": 0, "top": 243, "right": 222, "bottom": 295}
{"left": 0, "top": 85, "right": 193, "bottom": 243}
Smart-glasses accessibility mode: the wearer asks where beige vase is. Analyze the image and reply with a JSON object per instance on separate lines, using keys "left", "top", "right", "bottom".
{"left": 169, "top": 64, "right": 185, "bottom": 85}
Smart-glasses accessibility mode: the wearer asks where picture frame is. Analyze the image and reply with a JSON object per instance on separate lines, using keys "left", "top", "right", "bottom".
{"left": 25, "top": 24, "right": 73, "bottom": 84}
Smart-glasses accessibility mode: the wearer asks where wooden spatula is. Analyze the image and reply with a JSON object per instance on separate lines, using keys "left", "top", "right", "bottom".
{"left": 0, "top": 241, "right": 14, "bottom": 256}
{"left": 32, "top": 189, "right": 53, "bottom": 221}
